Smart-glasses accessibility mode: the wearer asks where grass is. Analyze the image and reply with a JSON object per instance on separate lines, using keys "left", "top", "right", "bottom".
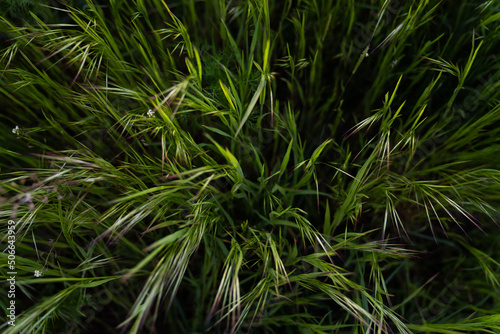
{"left": 1, "top": 0, "right": 499, "bottom": 333}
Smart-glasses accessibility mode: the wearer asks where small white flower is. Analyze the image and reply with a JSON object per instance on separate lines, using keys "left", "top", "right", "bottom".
{"left": 147, "top": 109, "right": 155, "bottom": 117}
{"left": 34, "top": 270, "right": 42, "bottom": 277}
{"left": 362, "top": 45, "right": 370, "bottom": 58}
{"left": 12, "top": 125, "right": 20, "bottom": 134}
{"left": 22, "top": 193, "right": 33, "bottom": 203}
{"left": 391, "top": 60, "right": 398, "bottom": 68}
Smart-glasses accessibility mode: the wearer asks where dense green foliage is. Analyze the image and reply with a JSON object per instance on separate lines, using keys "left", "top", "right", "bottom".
{"left": 1, "top": 0, "right": 500, "bottom": 333}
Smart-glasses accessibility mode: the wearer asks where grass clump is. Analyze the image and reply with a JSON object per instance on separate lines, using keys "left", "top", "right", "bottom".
{"left": 1, "top": 0, "right": 499, "bottom": 333}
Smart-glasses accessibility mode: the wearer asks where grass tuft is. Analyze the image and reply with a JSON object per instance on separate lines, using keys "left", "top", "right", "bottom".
{"left": 1, "top": 0, "right": 499, "bottom": 333}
